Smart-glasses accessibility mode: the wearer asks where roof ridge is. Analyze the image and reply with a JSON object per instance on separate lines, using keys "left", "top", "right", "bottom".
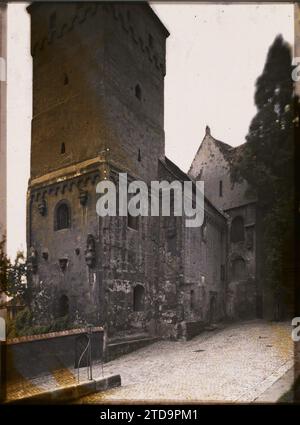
{"left": 160, "top": 157, "right": 228, "bottom": 220}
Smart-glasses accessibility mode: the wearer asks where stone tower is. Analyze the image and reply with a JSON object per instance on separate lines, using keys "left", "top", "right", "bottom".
{"left": 29, "top": 2, "right": 168, "bottom": 182}
{"left": 27, "top": 2, "right": 169, "bottom": 335}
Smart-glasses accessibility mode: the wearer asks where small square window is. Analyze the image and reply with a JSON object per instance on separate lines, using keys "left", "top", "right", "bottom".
{"left": 219, "top": 180, "right": 223, "bottom": 197}
{"left": 60, "top": 142, "right": 66, "bottom": 154}
{"left": 148, "top": 34, "right": 153, "bottom": 48}
{"left": 135, "top": 84, "right": 142, "bottom": 101}
{"left": 221, "top": 265, "right": 225, "bottom": 281}
{"left": 127, "top": 214, "right": 138, "bottom": 230}
{"left": 49, "top": 12, "right": 57, "bottom": 30}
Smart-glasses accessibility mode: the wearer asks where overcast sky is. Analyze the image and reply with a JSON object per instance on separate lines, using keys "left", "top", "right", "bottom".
{"left": 6, "top": 2, "right": 293, "bottom": 258}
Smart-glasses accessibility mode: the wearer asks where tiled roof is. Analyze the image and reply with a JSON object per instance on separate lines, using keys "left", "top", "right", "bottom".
{"left": 213, "top": 138, "right": 246, "bottom": 165}
{"left": 159, "top": 157, "right": 227, "bottom": 219}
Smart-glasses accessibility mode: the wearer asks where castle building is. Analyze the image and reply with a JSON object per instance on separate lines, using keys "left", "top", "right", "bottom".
{"left": 26, "top": 2, "right": 257, "bottom": 349}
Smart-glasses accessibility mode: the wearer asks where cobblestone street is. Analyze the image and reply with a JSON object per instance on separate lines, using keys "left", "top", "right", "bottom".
{"left": 76, "top": 320, "right": 294, "bottom": 403}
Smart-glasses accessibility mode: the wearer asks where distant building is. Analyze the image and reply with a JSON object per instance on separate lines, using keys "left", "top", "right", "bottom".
{"left": 189, "top": 126, "right": 260, "bottom": 319}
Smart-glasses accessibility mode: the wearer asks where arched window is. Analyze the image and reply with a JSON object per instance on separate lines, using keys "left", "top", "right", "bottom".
{"left": 148, "top": 34, "right": 153, "bottom": 48}
{"left": 58, "top": 294, "right": 69, "bottom": 317}
{"left": 201, "top": 216, "right": 207, "bottom": 242}
{"left": 135, "top": 84, "right": 142, "bottom": 101}
{"left": 232, "top": 257, "right": 246, "bottom": 280}
{"left": 230, "top": 216, "right": 245, "bottom": 243}
{"left": 63, "top": 73, "right": 69, "bottom": 86}
{"left": 190, "top": 290, "right": 196, "bottom": 310}
{"left": 133, "top": 285, "right": 145, "bottom": 311}
{"left": 49, "top": 12, "right": 56, "bottom": 30}
{"left": 55, "top": 202, "right": 70, "bottom": 230}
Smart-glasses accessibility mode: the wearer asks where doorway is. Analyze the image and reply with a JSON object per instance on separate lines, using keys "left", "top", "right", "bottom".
{"left": 209, "top": 292, "right": 217, "bottom": 323}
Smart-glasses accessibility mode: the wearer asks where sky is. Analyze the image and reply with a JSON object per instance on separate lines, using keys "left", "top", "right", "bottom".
{"left": 6, "top": 2, "right": 294, "bottom": 258}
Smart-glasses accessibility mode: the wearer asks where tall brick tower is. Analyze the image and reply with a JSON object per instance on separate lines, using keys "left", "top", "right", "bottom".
{"left": 27, "top": 2, "right": 169, "bottom": 337}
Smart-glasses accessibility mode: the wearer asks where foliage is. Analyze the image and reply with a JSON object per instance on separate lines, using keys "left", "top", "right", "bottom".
{"left": 6, "top": 307, "right": 71, "bottom": 338}
{"left": 231, "top": 35, "right": 298, "bottom": 317}
{"left": 0, "top": 235, "right": 29, "bottom": 304}
{"left": 6, "top": 307, "right": 89, "bottom": 338}
{"left": 1, "top": 238, "right": 89, "bottom": 337}
{"left": 0, "top": 237, "right": 9, "bottom": 298}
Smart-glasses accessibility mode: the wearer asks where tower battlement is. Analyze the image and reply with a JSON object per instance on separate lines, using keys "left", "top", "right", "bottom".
{"left": 28, "top": 2, "right": 168, "bottom": 182}
{"left": 28, "top": 2, "right": 168, "bottom": 76}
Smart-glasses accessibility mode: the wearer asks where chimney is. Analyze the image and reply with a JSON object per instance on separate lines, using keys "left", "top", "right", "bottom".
{"left": 205, "top": 125, "right": 211, "bottom": 136}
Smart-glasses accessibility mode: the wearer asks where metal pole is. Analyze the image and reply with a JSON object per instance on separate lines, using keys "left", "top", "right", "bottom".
{"left": 87, "top": 325, "right": 93, "bottom": 381}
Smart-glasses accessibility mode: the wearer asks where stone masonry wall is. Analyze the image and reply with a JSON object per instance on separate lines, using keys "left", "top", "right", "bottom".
{"left": 29, "top": 2, "right": 168, "bottom": 182}
{"left": 28, "top": 167, "right": 103, "bottom": 325}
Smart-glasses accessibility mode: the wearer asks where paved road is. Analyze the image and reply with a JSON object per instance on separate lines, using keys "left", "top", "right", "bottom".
{"left": 76, "top": 320, "right": 294, "bottom": 403}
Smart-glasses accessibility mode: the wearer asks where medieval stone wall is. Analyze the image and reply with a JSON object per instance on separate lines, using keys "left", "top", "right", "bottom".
{"left": 226, "top": 203, "right": 257, "bottom": 319}
{"left": 181, "top": 202, "right": 227, "bottom": 325}
{"left": 156, "top": 160, "right": 227, "bottom": 339}
{"left": 28, "top": 168, "right": 102, "bottom": 325}
{"left": 100, "top": 172, "right": 160, "bottom": 338}
{"left": 156, "top": 161, "right": 184, "bottom": 339}
{"left": 189, "top": 128, "right": 259, "bottom": 320}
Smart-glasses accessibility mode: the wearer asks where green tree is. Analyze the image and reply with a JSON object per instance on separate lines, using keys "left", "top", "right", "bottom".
{"left": 0, "top": 235, "right": 29, "bottom": 304}
{"left": 0, "top": 236, "right": 9, "bottom": 299}
{"left": 232, "top": 35, "right": 298, "bottom": 319}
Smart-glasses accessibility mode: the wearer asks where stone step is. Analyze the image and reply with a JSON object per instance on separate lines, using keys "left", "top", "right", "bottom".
{"left": 108, "top": 332, "right": 150, "bottom": 344}
{"left": 106, "top": 335, "right": 158, "bottom": 362}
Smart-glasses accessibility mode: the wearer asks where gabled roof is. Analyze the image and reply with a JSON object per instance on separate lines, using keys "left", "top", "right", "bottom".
{"left": 189, "top": 126, "right": 246, "bottom": 174}
{"left": 163, "top": 156, "right": 191, "bottom": 183}
{"left": 159, "top": 156, "right": 227, "bottom": 220}
{"left": 213, "top": 138, "right": 233, "bottom": 155}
